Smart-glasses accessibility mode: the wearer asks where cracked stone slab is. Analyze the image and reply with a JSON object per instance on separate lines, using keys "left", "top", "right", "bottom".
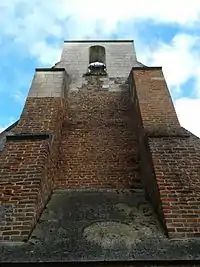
{"left": 3, "top": 189, "right": 200, "bottom": 262}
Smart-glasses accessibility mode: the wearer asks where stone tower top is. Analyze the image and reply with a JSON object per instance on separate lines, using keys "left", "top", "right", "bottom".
{"left": 55, "top": 40, "right": 145, "bottom": 82}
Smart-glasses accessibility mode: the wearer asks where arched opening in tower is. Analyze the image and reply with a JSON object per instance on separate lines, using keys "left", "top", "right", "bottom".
{"left": 88, "top": 45, "right": 107, "bottom": 75}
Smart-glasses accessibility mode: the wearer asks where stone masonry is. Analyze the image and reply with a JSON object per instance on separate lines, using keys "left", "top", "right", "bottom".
{"left": 0, "top": 40, "right": 200, "bottom": 247}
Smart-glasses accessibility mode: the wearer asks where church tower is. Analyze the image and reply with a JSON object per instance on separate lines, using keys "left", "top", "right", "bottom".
{"left": 1, "top": 40, "right": 200, "bottom": 264}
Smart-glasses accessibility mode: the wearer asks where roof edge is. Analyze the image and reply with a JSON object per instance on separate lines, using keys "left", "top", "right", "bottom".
{"left": 36, "top": 68, "right": 65, "bottom": 72}
{"left": 0, "top": 120, "right": 19, "bottom": 135}
{"left": 64, "top": 40, "right": 134, "bottom": 43}
{"left": 132, "top": 66, "right": 162, "bottom": 70}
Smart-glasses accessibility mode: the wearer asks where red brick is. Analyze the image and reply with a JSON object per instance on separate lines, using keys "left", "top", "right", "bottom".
{"left": 1, "top": 67, "right": 200, "bottom": 243}
{"left": 0, "top": 97, "right": 65, "bottom": 241}
{"left": 132, "top": 68, "right": 200, "bottom": 237}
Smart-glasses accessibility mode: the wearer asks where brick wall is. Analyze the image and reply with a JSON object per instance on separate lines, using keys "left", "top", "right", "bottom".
{"left": 1, "top": 57, "right": 200, "bottom": 243}
{"left": 55, "top": 75, "right": 141, "bottom": 189}
{"left": 15, "top": 97, "right": 64, "bottom": 134}
{"left": 0, "top": 96, "right": 65, "bottom": 241}
{"left": 132, "top": 67, "right": 180, "bottom": 133}
{"left": 128, "top": 71, "right": 167, "bottom": 233}
{"left": 149, "top": 135, "right": 200, "bottom": 238}
{"left": 132, "top": 67, "right": 200, "bottom": 238}
{"left": 0, "top": 138, "right": 49, "bottom": 241}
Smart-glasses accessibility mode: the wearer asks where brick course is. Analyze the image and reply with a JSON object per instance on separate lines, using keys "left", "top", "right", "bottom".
{"left": 0, "top": 97, "right": 65, "bottom": 241}
{"left": 129, "top": 71, "right": 167, "bottom": 232}
{"left": 132, "top": 68, "right": 200, "bottom": 238}
{"left": 56, "top": 76, "right": 141, "bottom": 189}
{"left": 0, "top": 139, "right": 49, "bottom": 241}
{"left": 132, "top": 68, "right": 180, "bottom": 133}
{"left": 149, "top": 135, "right": 200, "bottom": 238}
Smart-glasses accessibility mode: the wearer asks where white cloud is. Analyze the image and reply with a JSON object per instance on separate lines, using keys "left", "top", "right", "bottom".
{"left": 1, "top": 0, "right": 200, "bottom": 25}
{"left": 1, "top": 0, "right": 200, "bottom": 65}
{"left": 175, "top": 97, "right": 200, "bottom": 137}
{"left": 194, "top": 67, "right": 200, "bottom": 97}
{"left": 31, "top": 41, "right": 61, "bottom": 65}
{"left": 137, "top": 34, "right": 200, "bottom": 137}
{"left": 138, "top": 34, "right": 200, "bottom": 97}
{"left": 63, "top": 0, "right": 200, "bottom": 27}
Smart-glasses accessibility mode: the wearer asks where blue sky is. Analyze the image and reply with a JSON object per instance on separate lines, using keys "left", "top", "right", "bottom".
{"left": 0, "top": 0, "right": 200, "bottom": 136}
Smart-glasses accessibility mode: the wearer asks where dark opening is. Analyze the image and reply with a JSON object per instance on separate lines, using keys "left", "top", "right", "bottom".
{"left": 89, "top": 45, "right": 106, "bottom": 64}
{"left": 88, "top": 45, "right": 106, "bottom": 75}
